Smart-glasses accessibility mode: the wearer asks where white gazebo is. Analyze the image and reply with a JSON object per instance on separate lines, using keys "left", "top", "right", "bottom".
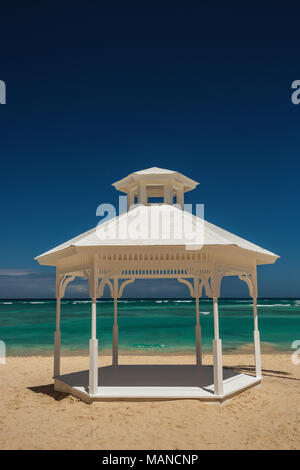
{"left": 35, "top": 167, "right": 278, "bottom": 403}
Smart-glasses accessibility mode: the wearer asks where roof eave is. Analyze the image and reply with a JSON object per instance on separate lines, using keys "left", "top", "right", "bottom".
{"left": 231, "top": 245, "right": 279, "bottom": 265}
{"left": 112, "top": 173, "right": 199, "bottom": 192}
{"left": 35, "top": 246, "right": 78, "bottom": 266}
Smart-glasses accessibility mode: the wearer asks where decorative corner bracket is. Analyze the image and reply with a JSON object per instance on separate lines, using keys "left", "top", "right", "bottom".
{"left": 238, "top": 272, "right": 257, "bottom": 299}
{"left": 56, "top": 273, "right": 75, "bottom": 299}
{"left": 98, "top": 277, "right": 135, "bottom": 299}
{"left": 177, "top": 277, "right": 205, "bottom": 298}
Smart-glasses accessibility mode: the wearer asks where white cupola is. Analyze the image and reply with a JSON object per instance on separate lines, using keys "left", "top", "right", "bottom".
{"left": 112, "top": 167, "right": 199, "bottom": 210}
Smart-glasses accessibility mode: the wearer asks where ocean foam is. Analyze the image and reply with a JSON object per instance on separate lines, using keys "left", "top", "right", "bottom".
{"left": 257, "top": 304, "right": 291, "bottom": 307}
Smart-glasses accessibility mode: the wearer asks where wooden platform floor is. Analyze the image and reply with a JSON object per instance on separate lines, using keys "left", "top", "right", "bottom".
{"left": 54, "top": 364, "right": 261, "bottom": 403}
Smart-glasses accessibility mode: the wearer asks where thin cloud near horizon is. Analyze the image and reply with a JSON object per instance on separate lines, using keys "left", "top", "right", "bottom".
{"left": 0, "top": 270, "right": 269, "bottom": 299}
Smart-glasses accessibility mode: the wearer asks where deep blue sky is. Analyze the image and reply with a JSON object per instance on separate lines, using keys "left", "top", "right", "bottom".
{"left": 0, "top": 1, "right": 299, "bottom": 298}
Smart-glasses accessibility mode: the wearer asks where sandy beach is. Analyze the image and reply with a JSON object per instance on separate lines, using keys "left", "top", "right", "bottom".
{"left": 0, "top": 353, "right": 299, "bottom": 450}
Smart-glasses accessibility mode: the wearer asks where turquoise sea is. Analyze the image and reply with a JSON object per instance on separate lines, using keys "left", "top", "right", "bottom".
{"left": 0, "top": 298, "right": 299, "bottom": 356}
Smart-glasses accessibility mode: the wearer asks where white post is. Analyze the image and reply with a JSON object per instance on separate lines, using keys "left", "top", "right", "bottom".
{"left": 138, "top": 182, "right": 147, "bottom": 204}
{"left": 213, "top": 297, "right": 223, "bottom": 396}
{"left": 127, "top": 189, "right": 135, "bottom": 210}
{"left": 112, "top": 296, "right": 119, "bottom": 366}
{"left": 89, "top": 298, "right": 98, "bottom": 395}
{"left": 253, "top": 297, "right": 262, "bottom": 378}
{"left": 164, "top": 182, "right": 173, "bottom": 205}
{"left": 54, "top": 297, "right": 61, "bottom": 377}
{"left": 195, "top": 296, "right": 202, "bottom": 366}
{"left": 176, "top": 190, "right": 184, "bottom": 209}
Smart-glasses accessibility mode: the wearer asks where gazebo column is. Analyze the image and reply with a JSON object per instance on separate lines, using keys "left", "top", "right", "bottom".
{"left": 88, "top": 260, "right": 99, "bottom": 396}
{"left": 89, "top": 297, "right": 98, "bottom": 395}
{"left": 212, "top": 296, "right": 223, "bottom": 396}
{"left": 253, "top": 297, "right": 262, "bottom": 378}
{"left": 164, "top": 182, "right": 173, "bottom": 204}
{"left": 239, "top": 272, "right": 262, "bottom": 379}
{"left": 110, "top": 277, "right": 134, "bottom": 366}
{"left": 176, "top": 190, "right": 184, "bottom": 209}
{"left": 112, "top": 296, "right": 119, "bottom": 366}
{"left": 138, "top": 182, "right": 147, "bottom": 204}
{"left": 53, "top": 273, "right": 75, "bottom": 379}
{"left": 195, "top": 296, "right": 202, "bottom": 366}
{"left": 127, "top": 189, "right": 135, "bottom": 210}
{"left": 178, "top": 277, "right": 203, "bottom": 366}
{"left": 54, "top": 296, "right": 61, "bottom": 377}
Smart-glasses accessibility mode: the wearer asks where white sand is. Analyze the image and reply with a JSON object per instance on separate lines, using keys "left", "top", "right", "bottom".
{"left": 0, "top": 353, "right": 299, "bottom": 449}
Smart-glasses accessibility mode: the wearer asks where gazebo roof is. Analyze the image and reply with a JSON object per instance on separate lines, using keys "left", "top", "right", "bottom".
{"left": 35, "top": 204, "right": 278, "bottom": 265}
